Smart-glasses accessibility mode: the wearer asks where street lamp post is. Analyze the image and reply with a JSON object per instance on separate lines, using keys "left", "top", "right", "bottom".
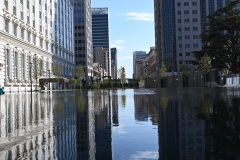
{"left": 29, "top": 62, "right": 33, "bottom": 93}
{"left": 48, "top": 69, "right": 51, "bottom": 90}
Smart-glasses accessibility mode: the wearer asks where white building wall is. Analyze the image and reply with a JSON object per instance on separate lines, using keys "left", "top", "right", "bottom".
{"left": 0, "top": 0, "right": 75, "bottom": 92}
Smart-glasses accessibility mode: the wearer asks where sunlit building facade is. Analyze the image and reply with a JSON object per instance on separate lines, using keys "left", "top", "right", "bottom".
{"left": 154, "top": 0, "right": 232, "bottom": 72}
{"left": 74, "top": 0, "right": 93, "bottom": 80}
{"left": 0, "top": 0, "right": 75, "bottom": 92}
{"left": 111, "top": 48, "right": 117, "bottom": 79}
{"left": 133, "top": 51, "right": 147, "bottom": 79}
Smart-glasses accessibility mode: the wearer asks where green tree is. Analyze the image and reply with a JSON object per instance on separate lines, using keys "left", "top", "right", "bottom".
{"left": 159, "top": 63, "right": 167, "bottom": 87}
{"left": 33, "top": 56, "right": 39, "bottom": 82}
{"left": 75, "top": 64, "right": 84, "bottom": 89}
{"left": 194, "top": 1, "right": 240, "bottom": 73}
{"left": 199, "top": 54, "right": 211, "bottom": 85}
{"left": 53, "top": 64, "right": 62, "bottom": 89}
{"left": 39, "top": 59, "right": 44, "bottom": 77}
{"left": 118, "top": 66, "right": 126, "bottom": 88}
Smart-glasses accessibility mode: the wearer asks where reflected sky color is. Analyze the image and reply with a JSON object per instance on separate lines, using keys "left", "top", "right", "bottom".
{"left": 0, "top": 88, "right": 240, "bottom": 160}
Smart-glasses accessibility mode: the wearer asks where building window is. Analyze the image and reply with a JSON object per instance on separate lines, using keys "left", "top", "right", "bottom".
{"left": 21, "top": 28, "right": 24, "bottom": 39}
{"left": 33, "top": 34, "right": 36, "bottom": 45}
{"left": 5, "top": 48, "right": 10, "bottom": 79}
{"left": 28, "top": 32, "right": 31, "bottom": 42}
{"left": 40, "top": 24, "right": 42, "bottom": 32}
{"left": 27, "top": 16, "right": 30, "bottom": 24}
{"left": 178, "top": 27, "right": 182, "bottom": 31}
{"left": 13, "top": 24, "right": 17, "bottom": 36}
{"left": 185, "top": 27, "right": 190, "bottom": 31}
{"left": 20, "top": 11, "right": 23, "bottom": 20}
{"left": 14, "top": 52, "right": 18, "bottom": 79}
{"left": 21, "top": 54, "right": 25, "bottom": 79}
{"left": 184, "top": 19, "right": 189, "bottom": 22}
{"left": 186, "top": 52, "right": 190, "bottom": 56}
{"left": 185, "top": 35, "right": 190, "bottom": 39}
{"left": 33, "top": 6, "right": 35, "bottom": 13}
{"left": 193, "top": 18, "right": 198, "bottom": 22}
{"left": 178, "top": 36, "right": 182, "bottom": 40}
{"left": 27, "top": 0, "right": 29, "bottom": 9}
{"left": 5, "top": 19, "right": 9, "bottom": 32}
{"left": 179, "top": 44, "right": 182, "bottom": 48}
{"left": 20, "top": 0, "right": 23, "bottom": 4}
{"left": 193, "top": 44, "right": 199, "bottom": 48}
{"left": 40, "top": 38, "right": 43, "bottom": 48}
{"left": 45, "top": 3, "right": 47, "bottom": 11}
{"left": 193, "top": 27, "right": 198, "bottom": 31}
{"left": 13, "top": 6, "right": 16, "bottom": 16}
{"left": 192, "top": 10, "right": 197, "bottom": 14}
{"left": 193, "top": 35, "right": 199, "bottom": 39}
{"left": 184, "top": 10, "right": 189, "bottom": 14}
{"left": 39, "top": 11, "right": 42, "bottom": 19}
{"left": 184, "top": 2, "right": 189, "bottom": 6}
{"left": 4, "top": 0, "right": 8, "bottom": 10}
{"left": 45, "top": 16, "right": 47, "bottom": 23}
{"left": 28, "top": 56, "right": 31, "bottom": 79}
{"left": 177, "top": 2, "right": 181, "bottom": 6}
{"left": 179, "top": 52, "right": 182, "bottom": 56}
{"left": 192, "top": 2, "right": 197, "bottom": 5}
{"left": 178, "top": 19, "right": 181, "bottom": 23}
{"left": 46, "top": 42, "right": 48, "bottom": 51}
{"left": 39, "top": 0, "right": 41, "bottom": 5}
{"left": 33, "top": 20, "right": 35, "bottom": 28}
{"left": 185, "top": 44, "right": 190, "bottom": 48}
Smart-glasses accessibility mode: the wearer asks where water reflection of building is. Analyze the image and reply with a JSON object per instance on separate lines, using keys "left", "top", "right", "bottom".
{"left": 76, "top": 91, "right": 95, "bottom": 160}
{"left": 94, "top": 90, "right": 112, "bottom": 159}
{"left": 52, "top": 92, "right": 77, "bottom": 160}
{"left": 111, "top": 90, "right": 119, "bottom": 126}
{"left": 134, "top": 90, "right": 158, "bottom": 124}
{"left": 157, "top": 89, "right": 206, "bottom": 160}
{"left": 0, "top": 93, "right": 55, "bottom": 159}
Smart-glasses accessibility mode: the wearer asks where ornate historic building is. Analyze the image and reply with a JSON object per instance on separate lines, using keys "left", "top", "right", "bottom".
{"left": 0, "top": 0, "right": 75, "bottom": 92}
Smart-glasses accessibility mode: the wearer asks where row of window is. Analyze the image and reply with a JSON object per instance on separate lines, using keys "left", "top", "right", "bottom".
{"left": 177, "top": 2, "right": 197, "bottom": 6}
{"left": 177, "top": 10, "right": 198, "bottom": 15}
{"left": 178, "top": 27, "right": 198, "bottom": 31}
{"left": 178, "top": 35, "right": 199, "bottom": 40}
{"left": 178, "top": 44, "right": 199, "bottom": 48}
{"left": 178, "top": 18, "right": 198, "bottom": 23}
{"left": 5, "top": 49, "right": 50, "bottom": 80}
{"left": 179, "top": 52, "right": 193, "bottom": 56}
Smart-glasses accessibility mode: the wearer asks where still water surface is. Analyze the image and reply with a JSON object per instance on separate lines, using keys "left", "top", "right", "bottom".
{"left": 0, "top": 88, "right": 239, "bottom": 160}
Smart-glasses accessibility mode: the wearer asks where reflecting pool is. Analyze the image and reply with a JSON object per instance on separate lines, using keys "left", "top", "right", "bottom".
{"left": 0, "top": 88, "right": 240, "bottom": 160}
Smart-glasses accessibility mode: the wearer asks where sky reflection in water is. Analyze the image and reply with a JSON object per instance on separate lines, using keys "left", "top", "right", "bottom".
{"left": 0, "top": 88, "right": 240, "bottom": 160}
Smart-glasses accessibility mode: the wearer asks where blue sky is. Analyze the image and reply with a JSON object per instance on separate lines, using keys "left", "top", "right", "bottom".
{"left": 92, "top": 0, "right": 155, "bottom": 78}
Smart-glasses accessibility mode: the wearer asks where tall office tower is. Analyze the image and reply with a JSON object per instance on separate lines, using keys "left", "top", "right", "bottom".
{"left": 0, "top": 0, "right": 75, "bottom": 92}
{"left": 111, "top": 48, "right": 117, "bottom": 79}
{"left": 93, "top": 47, "right": 108, "bottom": 75}
{"left": 92, "top": 8, "right": 110, "bottom": 76}
{"left": 133, "top": 51, "right": 147, "bottom": 78}
{"left": 74, "top": 0, "right": 93, "bottom": 80}
{"left": 154, "top": 0, "right": 232, "bottom": 72}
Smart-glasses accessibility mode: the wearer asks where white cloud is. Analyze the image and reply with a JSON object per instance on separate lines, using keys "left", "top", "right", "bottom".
{"left": 125, "top": 12, "right": 154, "bottom": 21}
{"left": 129, "top": 151, "right": 159, "bottom": 160}
{"left": 113, "top": 125, "right": 127, "bottom": 134}
{"left": 110, "top": 44, "right": 123, "bottom": 50}
{"left": 114, "top": 40, "right": 125, "bottom": 44}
